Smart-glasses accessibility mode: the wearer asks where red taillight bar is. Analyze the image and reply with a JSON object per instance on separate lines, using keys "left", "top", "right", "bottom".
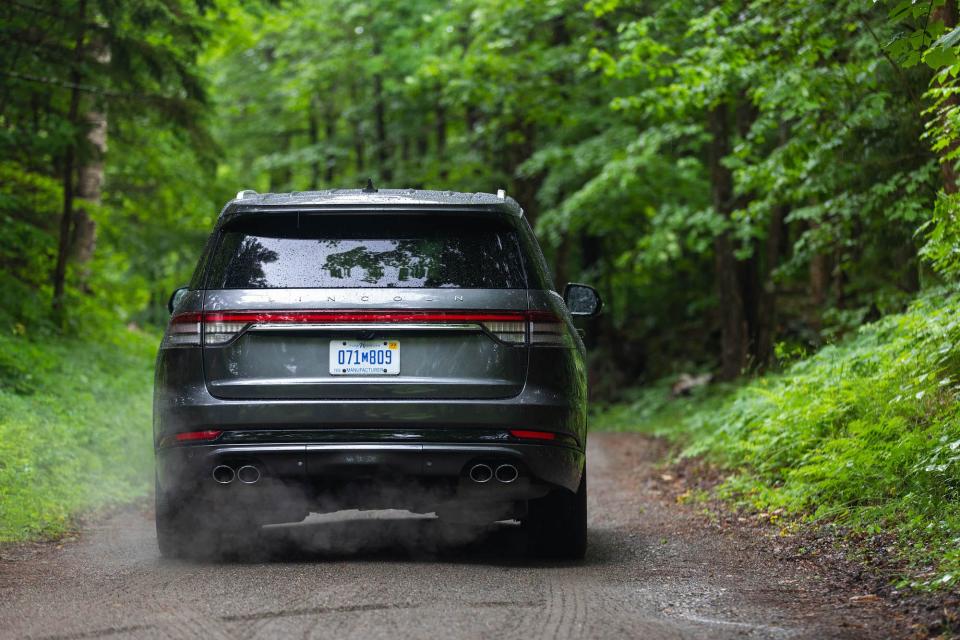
{"left": 163, "top": 309, "right": 567, "bottom": 348}
{"left": 510, "top": 429, "right": 557, "bottom": 441}
{"left": 173, "top": 429, "right": 223, "bottom": 443}
{"left": 202, "top": 310, "right": 533, "bottom": 324}
{"left": 172, "top": 309, "right": 561, "bottom": 325}
{"left": 170, "top": 312, "right": 203, "bottom": 324}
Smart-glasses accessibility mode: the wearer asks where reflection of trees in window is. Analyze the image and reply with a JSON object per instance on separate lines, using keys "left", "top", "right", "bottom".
{"left": 225, "top": 238, "right": 279, "bottom": 288}
{"left": 322, "top": 240, "right": 439, "bottom": 286}
{"left": 319, "top": 236, "right": 518, "bottom": 288}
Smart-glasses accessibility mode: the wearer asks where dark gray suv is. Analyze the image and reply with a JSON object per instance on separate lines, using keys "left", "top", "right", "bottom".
{"left": 154, "top": 188, "right": 601, "bottom": 559}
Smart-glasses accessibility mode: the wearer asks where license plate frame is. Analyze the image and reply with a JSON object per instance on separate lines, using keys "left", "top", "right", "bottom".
{"left": 329, "top": 340, "right": 400, "bottom": 375}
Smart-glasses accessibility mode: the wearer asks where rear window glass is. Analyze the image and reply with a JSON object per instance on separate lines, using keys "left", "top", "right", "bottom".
{"left": 204, "top": 213, "right": 529, "bottom": 289}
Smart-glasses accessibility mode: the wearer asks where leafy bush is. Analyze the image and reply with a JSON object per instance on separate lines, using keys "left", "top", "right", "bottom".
{"left": 594, "top": 288, "right": 960, "bottom": 588}
{"left": 920, "top": 192, "right": 960, "bottom": 280}
{"left": 0, "top": 330, "right": 156, "bottom": 541}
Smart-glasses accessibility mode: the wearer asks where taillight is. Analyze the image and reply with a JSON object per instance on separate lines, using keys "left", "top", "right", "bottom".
{"left": 481, "top": 318, "right": 526, "bottom": 344}
{"left": 528, "top": 311, "right": 568, "bottom": 346}
{"left": 203, "top": 318, "right": 249, "bottom": 345}
{"left": 162, "top": 309, "right": 570, "bottom": 347}
{"left": 162, "top": 312, "right": 201, "bottom": 347}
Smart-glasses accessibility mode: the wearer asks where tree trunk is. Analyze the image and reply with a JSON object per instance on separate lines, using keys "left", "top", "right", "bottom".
{"left": 755, "top": 205, "right": 785, "bottom": 367}
{"left": 350, "top": 82, "right": 365, "bottom": 175}
{"left": 751, "top": 123, "right": 787, "bottom": 369}
{"left": 52, "top": 0, "right": 87, "bottom": 322}
{"left": 933, "top": 0, "right": 960, "bottom": 193}
{"left": 739, "top": 249, "right": 761, "bottom": 369}
{"left": 71, "top": 106, "right": 106, "bottom": 270}
{"left": 733, "top": 99, "right": 762, "bottom": 369}
{"left": 324, "top": 102, "right": 336, "bottom": 184}
{"left": 435, "top": 100, "right": 447, "bottom": 180}
{"left": 268, "top": 133, "right": 292, "bottom": 191}
{"left": 553, "top": 233, "right": 570, "bottom": 291}
{"left": 832, "top": 245, "right": 846, "bottom": 309}
{"left": 372, "top": 40, "right": 391, "bottom": 183}
{"left": 415, "top": 125, "right": 429, "bottom": 187}
{"left": 809, "top": 250, "right": 829, "bottom": 307}
{"left": 308, "top": 104, "right": 320, "bottom": 190}
{"left": 708, "top": 103, "right": 748, "bottom": 380}
{"left": 509, "top": 123, "right": 542, "bottom": 225}
{"left": 72, "top": 36, "right": 109, "bottom": 275}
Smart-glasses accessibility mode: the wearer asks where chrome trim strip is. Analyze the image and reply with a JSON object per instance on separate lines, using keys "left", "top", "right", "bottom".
{"left": 305, "top": 444, "right": 423, "bottom": 452}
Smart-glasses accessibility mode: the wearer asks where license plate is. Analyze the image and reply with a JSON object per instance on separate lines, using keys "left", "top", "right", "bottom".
{"left": 329, "top": 340, "right": 400, "bottom": 375}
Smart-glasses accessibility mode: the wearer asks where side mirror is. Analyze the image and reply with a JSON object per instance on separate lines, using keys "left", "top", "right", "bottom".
{"left": 167, "top": 286, "right": 189, "bottom": 314}
{"left": 563, "top": 283, "right": 602, "bottom": 317}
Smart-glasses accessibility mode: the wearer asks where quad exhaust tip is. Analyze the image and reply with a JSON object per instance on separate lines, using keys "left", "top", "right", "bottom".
{"left": 495, "top": 464, "right": 519, "bottom": 484}
{"left": 212, "top": 465, "right": 235, "bottom": 484}
{"left": 237, "top": 464, "right": 261, "bottom": 484}
{"left": 468, "top": 463, "right": 493, "bottom": 483}
{"left": 469, "top": 463, "right": 519, "bottom": 484}
{"left": 212, "top": 464, "right": 261, "bottom": 484}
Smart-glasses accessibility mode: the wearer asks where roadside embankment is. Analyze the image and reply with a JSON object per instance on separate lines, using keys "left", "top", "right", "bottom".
{"left": 594, "top": 288, "right": 960, "bottom": 591}
{"left": 0, "top": 329, "right": 156, "bottom": 541}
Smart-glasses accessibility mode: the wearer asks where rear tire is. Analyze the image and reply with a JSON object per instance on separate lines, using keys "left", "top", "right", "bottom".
{"left": 523, "top": 467, "right": 587, "bottom": 560}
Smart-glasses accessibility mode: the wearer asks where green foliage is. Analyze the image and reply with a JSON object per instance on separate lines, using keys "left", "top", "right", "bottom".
{"left": 920, "top": 191, "right": 960, "bottom": 278}
{"left": 0, "top": 162, "right": 62, "bottom": 332}
{"left": 0, "top": 0, "right": 215, "bottom": 333}
{"left": 2, "top": 0, "right": 954, "bottom": 368}
{"left": 0, "top": 330, "right": 156, "bottom": 541}
{"left": 591, "top": 379, "right": 733, "bottom": 438}
{"left": 594, "top": 288, "right": 960, "bottom": 588}
{"left": 575, "top": 1, "right": 934, "bottom": 343}
{"left": 2, "top": 0, "right": 960, "bottom": 543}
{"left": 876, "top": 0, "right": 960, "bottom": 281}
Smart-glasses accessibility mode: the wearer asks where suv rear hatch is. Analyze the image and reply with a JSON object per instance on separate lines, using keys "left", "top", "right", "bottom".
{"left": 199, "top": 211, "right": 531, "bottom": 400}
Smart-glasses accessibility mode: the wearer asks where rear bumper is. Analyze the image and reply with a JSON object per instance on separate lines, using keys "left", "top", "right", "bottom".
{"left": 156, "top": 439, "right": 584, "bottom": 522}
{"left": 153, "top": 342, "right": 589, "bottom": 446}
{"left": 153, "top": 345, "right": 589, "bottom": 521}
{"left": 156, "top": 394, "right": 584, "bottom": 441}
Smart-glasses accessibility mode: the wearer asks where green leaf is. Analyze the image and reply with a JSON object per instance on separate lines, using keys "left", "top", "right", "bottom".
{"left": 932, "top": 25, "right": 960, "bottom": 49}
{"left": 924, "top": 45, "right": 960, "bottom": 69}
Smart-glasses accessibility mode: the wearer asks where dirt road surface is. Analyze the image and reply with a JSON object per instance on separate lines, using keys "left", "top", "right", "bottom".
{"left": 0, "top": 434, "right": 904, "bottom": 639}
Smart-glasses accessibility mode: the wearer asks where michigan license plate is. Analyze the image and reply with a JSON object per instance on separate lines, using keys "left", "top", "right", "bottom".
{"left": 329, "top": 340, "right": 400, "bottom": 375}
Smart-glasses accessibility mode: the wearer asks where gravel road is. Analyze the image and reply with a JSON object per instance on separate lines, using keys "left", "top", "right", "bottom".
{"left": 0, "top": 433, "right": 903, "bottom": 639}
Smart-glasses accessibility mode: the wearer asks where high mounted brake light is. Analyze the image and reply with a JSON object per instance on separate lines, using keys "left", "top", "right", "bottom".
{"left": 161, "top": 310, "right": 570, "bottom": 347}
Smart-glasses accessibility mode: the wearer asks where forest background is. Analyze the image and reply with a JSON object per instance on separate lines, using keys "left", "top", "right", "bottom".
{"left": 5, "top": 0, "right": 960, "bottom": 589}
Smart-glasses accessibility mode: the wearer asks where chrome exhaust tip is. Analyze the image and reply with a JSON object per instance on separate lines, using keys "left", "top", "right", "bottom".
{"left": 236, "top": 465, "right": 261, "bottom": 484}
{"left": 212, "top": 465, "right": 235, "bottom": 484}
{"left": 495, "top": 464, "right": 519, "bottom": 484}
{"left": 468, "top": 463, "right": 493, "bottom": 483}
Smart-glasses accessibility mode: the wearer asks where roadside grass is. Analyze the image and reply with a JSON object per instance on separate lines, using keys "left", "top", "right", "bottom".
{"left": 592, "top": 288, "right": 960, "bottom": 590}
{"left": 0, "top": 328, "right": 156, "bottom": 542}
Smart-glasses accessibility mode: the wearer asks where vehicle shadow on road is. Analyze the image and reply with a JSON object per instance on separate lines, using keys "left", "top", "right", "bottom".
{"left": 173, "top": 512, "right": 620, "bottom": 569}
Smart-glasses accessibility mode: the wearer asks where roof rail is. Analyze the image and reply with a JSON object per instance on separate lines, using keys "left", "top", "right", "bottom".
{"left": 236, "top": 189, "right": 258, "bottom": 200}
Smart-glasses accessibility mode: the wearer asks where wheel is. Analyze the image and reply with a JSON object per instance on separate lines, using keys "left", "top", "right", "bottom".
{"left": 523, "top": 467, "right": 587, "bottom": 559}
